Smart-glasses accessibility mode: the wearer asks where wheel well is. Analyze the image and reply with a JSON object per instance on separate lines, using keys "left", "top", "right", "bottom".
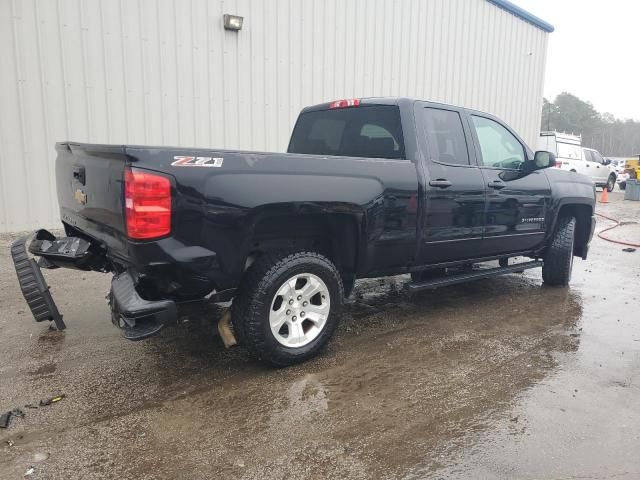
{"left": 557, "top": 204, "right": 592, "bottom": 257}
{"left": 248, "top": 214, "right": 359, "bottom": 276}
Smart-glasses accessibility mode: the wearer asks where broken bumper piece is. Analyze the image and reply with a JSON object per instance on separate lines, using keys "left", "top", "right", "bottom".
{"left": 11, "top": 235, "right": 66, "bottom": 330}
{"left": 27, "top": 229, "right": 106, "bottom": 271}
{"left": 109, "top": 271, "right": 176, "bottom": 341}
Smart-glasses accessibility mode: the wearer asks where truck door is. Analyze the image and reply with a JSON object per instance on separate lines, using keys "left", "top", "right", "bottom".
{"left": 467, "top": 114, "right": 552, "bottom": 256}
{"left": 415, "top": 105, "right": 485, "bottom": 264}
{"left": 589, "top": 149, "right": 610, "bottom": 184}
{"left": 583, "top": 150, "right": 601, "bottom": 183}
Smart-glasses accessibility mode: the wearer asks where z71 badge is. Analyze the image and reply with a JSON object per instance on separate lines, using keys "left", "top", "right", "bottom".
{"left": 171, "top": 156, "right": 223, "bottom": 168}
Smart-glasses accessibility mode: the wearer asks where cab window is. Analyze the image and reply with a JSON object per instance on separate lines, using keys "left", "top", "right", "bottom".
{"left": 584, "top": 150, "right": 595, "bottom": 162}
{"left": 422, "top": 108, "right": 470, "bottom": 166}
{"left": 472, "top": 116, "right": 525, "bottom": 169}
{"left": 288, "top": 105, "right": 405, "bottom": 159}
{"left": 592, "top": 151, "right": 605, "bottom": 164}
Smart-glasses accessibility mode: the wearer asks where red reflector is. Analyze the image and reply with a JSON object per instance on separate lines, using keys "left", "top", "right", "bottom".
{"left": 329, "top": 98, "right": 360, "bottom": 109}
{"left": 124, "top": 169, "right": 171, "bottom": 240}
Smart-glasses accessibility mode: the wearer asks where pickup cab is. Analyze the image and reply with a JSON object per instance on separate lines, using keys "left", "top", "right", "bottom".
{"left": 12, "top": 97, "right": 596, "bottom": 366}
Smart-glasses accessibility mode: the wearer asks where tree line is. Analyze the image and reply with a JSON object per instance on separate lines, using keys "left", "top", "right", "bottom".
{"left": 541, "top": 92, "right": 640, "bottom": 157}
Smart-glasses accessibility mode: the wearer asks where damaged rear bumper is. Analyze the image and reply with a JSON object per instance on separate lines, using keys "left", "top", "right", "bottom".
{"left": 27, "top": 229, "right": 106, "bottom": 271}
{"left": 10, "top": 230, "right": 177, "bottom": 340}
{"left": 11, "top": 235, "right": 66, "bottom": 331}
{"left": 109, "top": 271, "right": 176, "bottom": 340}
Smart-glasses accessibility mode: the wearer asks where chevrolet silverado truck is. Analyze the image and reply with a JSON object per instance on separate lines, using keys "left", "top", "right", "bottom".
{"left": 11, "top": 97, "right": 596, "bottom": 366}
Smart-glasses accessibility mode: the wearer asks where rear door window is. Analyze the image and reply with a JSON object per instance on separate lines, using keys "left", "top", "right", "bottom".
{"left": 421, "top": 108, "right": 470, "bottom": 166}
{"left": 288, "top": 105, "right": 405, "bottom": 159}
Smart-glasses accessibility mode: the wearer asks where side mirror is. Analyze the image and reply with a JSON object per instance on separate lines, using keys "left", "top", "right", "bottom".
{"left": 532, "top": 150, "right": 556, "bottom": 169}
{"left": 604, "top": 159, "right": 612, "bottom": 165}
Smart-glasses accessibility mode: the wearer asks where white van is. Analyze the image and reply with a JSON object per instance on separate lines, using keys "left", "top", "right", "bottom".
{"left": 539, "top": 132, "right": 617, "bottom": 191}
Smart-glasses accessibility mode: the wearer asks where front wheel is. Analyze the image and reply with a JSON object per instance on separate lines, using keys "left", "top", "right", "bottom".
{"left": 231, "top": 251, "right": 343, "bottom": 366}
{"left": 542, "top": 216, "right": 576, "bottom": 286}
{"left": 606, "top": 175, "right": 616, "bottom": 192}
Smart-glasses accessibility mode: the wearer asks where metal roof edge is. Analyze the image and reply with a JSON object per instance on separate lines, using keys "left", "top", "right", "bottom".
{"left": 487, "top": 0, "right": 555, "bottom": 33}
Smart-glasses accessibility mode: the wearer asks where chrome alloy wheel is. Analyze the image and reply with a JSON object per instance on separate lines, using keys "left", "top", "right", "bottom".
{"left": 269, "top": 273, "right": 330, "bottom": 348}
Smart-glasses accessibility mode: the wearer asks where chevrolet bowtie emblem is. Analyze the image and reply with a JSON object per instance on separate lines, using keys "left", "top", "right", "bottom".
{"left": 74, "top": 189, "right": 87, "bottom": 205}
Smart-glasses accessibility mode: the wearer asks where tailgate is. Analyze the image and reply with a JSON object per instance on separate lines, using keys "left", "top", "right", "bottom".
{"left": 55, "top": 142, "right": 129, "bottom": 249}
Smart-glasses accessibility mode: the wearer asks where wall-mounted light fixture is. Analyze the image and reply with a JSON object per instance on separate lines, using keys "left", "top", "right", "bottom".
{"left": 223, "top": 14, "right": 243, "bottom": 31}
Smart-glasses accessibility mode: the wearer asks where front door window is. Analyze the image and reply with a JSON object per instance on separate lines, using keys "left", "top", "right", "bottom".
{"left": 472, "top": 116, "right": 525, "bottom": 170}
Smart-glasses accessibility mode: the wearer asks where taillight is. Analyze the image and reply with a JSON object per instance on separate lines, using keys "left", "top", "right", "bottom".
{"left": 329, "top": 98, "right": 360, "bottom": 109}
{"left": 554, "top": 161, "right": 563, "bottom": 168}
{"left": 124, "top": 168, "right": 172, "bottom": 240}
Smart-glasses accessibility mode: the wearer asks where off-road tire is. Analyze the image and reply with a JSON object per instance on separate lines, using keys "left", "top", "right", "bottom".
{"left": 231, "top": 251, "right": 343, "bottom": 367}
{"left": 606, "top": 175, "right": 616, "bottom": 192}
{"left": 542, "top": 216, "right": 576, "bottom": 286}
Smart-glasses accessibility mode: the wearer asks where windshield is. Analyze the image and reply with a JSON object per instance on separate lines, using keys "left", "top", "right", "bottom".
{"left": 288, "top": 105, "right": 406, "bottom": 159}
{"left": 556, "top": 142, "right": 582, "bottom": 160}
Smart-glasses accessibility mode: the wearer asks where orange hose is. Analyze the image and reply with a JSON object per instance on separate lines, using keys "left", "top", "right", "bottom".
{"left": 595, "top": 212, "right": 640, "bottom": 248}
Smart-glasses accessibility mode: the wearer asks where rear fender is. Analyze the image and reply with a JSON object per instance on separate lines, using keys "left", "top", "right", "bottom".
{"left": 240, "top": 202, "right": 365, "bottom": 274}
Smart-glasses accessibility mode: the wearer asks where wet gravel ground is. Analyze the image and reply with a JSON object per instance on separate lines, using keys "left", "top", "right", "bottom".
{"left": 1, "top": 191, "right": 639, "bottom": 479}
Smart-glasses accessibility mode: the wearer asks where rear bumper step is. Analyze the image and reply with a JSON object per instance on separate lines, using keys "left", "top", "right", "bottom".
{"left": 408, "top": 260, "right": 543, "bottom": 292}
{"left": 28, "top": 229, "right": 105, "bottom": 271}
{"left": 10, "top": 236, "right": 66, "bottom": 330}
{"left": 109, "top": 271, "right": 177, "bottom": 341}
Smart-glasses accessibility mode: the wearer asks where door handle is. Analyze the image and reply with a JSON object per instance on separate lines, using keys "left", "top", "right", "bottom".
{"left": 72, "top": 166, "right": 86, "bottom": 185}
{"left": 488, "top": 180, "right": 506, "bottom": 189}
{"left": 429, "top": 179, "right": 452, "bottom": 188}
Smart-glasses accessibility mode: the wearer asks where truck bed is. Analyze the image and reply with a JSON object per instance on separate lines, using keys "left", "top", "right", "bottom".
{"left": 55, "top": 141, "right": 418, "bottom": 294}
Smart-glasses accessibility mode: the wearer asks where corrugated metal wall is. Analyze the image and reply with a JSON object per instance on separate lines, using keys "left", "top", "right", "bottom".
{"left": 0, "top": 0, "right": 549, "bottom": 232}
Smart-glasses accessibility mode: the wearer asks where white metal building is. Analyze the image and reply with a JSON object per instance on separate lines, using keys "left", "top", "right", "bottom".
{"left": 0, "top": 0, "right": 553, "bottom": 233}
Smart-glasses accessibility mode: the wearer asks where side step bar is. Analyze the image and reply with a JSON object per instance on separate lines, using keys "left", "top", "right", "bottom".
{"left": 11, "top": 236, "right": 66, "bottom": 330}
{"left": 408, "top": 260, "right": 543, "bottom": 292}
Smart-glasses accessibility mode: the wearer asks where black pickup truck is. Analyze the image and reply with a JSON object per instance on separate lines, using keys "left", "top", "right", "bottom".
{"left": 12, "top": 97, "right": 596, "bottom": 366}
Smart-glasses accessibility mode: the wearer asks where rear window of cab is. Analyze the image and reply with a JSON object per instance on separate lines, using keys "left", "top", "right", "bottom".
{"left": 288, "top": 105, "right": 406, "bottom": 160}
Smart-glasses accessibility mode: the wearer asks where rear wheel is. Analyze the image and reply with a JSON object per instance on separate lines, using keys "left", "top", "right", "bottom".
{"left": 542, "top": 216, "right": 576, "bottom": 286}
{"left": 606, "top": 175, "right": 616, "bottom": 192}
{"left": 231, "top": 251, "right": 343, "bottom": 366}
